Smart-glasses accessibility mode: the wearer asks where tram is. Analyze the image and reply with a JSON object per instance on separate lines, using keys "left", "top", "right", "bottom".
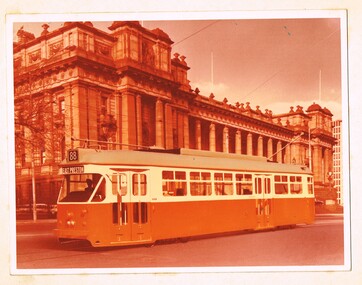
{"left": 54, "top": 147, "right": 315, "bottom": 247}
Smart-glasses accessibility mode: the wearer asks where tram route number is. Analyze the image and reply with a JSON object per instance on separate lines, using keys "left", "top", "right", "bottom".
{"left": 68, "top": 150, "right": 79, "bottom": 162}
{"left": 62, "top": 166, "right": 84, "bottom": 174}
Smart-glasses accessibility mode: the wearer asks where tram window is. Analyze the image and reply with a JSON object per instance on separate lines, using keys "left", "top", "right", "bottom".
{"left": 133, "top": 203, "right": 139, "bottom": 223}
{"left": 175, "top": 171, "right": 186, "bottom": 180}
{"left": 214, "top": 172, "right": 233, "bottom": 195}
{"left": 190, "top": 172, "right": 200, "bottom": 180}
{"left": 141, "top": 202, "right": 148, "bottom": 223}
{"left": 290, "top": 176, "right": 303, "bottom": 194}
{"left": 91, "top": 177, "right": 106, "bottom": 202}
{"left": 307, "top": 176, "right": 314, "bottom": 194}
{"left": 264, "top": 178, "right": 271, "bottom": 194}
{"left": 255, "top": 177, "right": 262, "bottom": 194}
{"left": 111, "top": 173, "right": 127, "bottom": 196}
{"left": 236, "top": 174, "right": 253, "bottom": 195}
{"left": 275, "top": 175, "right": 288, "bottom": 194}
{"left": 162, "top": 170, "right": 187, "bottom": 196}
{"left": 59, "top": 174, "right": 104, "bottom": 202}
{"left": 190, "top": 171, "right": 211, "bottom": 196}
{"left": 162, "top": 171, "right": 174, "bottom": 180}
{"left": 132, "top": 174, "right": 147, "bottom": 196}
{"left": 133, "top": 202, "right": 148, "bottom": 224}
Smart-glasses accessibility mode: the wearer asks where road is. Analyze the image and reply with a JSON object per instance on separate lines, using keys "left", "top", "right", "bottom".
{"left": 15, "top": 214, "right": 345, "bottom": 270}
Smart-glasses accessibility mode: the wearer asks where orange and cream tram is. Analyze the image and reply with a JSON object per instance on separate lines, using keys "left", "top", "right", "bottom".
{"left": 54, "top": 147, "right": 315, "bottom": 247}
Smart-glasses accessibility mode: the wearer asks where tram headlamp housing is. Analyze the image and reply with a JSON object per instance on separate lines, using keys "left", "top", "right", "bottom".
{"left": 66, "top": 219, "right": 75, "bottom": 227}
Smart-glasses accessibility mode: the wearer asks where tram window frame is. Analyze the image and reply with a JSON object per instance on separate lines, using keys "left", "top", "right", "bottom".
{"left": 190, "top": 171, "right": 212, "bottom": 196}
{"left": 290, "top": 175, "right": 303, "bottom": 194}
{"left": 132, "top": 173, "right": 147, "bottom": 196}
{"left": 59, "top": 173, "right": 105, "bottom": 203}
{"left": 214, "top": 172, "right": 233, "bottom": 195}
{"left": 307, "top": 176, "right": 314, "bottom": 194}
{"left": 91, "top": 176, "right": 106, "bottom": 202}
{"left": 133, "top": 202, "right": 148, "bottom": 224}
{"left": 264, "top": 177, "right": 271, "bottom": 194}
{"left": 111, "top": 173, "right": 127, "bottom": 196}
{"left": 162, "top": 170, "right": 187, "bottom": 196}
{"left": 274, "top": 175, "right": 288, "bottom": 195}
{"left": 235, "top": 174, "right": 253, "bottom": 195}
{"left": 255, "top": 177, "right": 262, "bottom": 195}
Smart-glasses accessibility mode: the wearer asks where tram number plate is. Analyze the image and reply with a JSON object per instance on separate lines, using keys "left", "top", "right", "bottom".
{"left": 68, "top": 150, "right": 79, "bottom": 162}
{"left": 62, "top": 166, "right": 84, "bottom": 174}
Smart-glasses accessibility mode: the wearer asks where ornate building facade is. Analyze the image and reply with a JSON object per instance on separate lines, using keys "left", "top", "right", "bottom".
{"left": 13, "top": 21, "right": 336, "bottom": 206}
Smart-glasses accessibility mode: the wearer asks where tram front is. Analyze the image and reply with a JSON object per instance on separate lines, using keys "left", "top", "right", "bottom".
{"left": 54, "top": 149, "right": 110, "bottom": 246}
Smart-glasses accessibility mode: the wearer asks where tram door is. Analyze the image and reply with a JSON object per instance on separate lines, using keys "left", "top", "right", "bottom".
{"left": 254, "top": 175, "right": 272, "bottom": 229}
{"left": 113, "top": 171, "right": 151, "bottom": 243}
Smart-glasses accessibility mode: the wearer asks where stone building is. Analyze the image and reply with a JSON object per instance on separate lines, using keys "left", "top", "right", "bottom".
{"left": 13, "top": 21, "right": 336, "bottom": 206}
{"left": 332, "top": 120, "right": 343, "bottom": 205}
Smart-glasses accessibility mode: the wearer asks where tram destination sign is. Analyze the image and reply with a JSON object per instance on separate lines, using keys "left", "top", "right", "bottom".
{"left": 61, "top": 166, "right": 84, "bottom": 174}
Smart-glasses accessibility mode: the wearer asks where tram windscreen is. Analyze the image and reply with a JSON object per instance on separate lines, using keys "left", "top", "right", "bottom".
{"left": 58, "top": 173, "right": 105, "bottom": 202}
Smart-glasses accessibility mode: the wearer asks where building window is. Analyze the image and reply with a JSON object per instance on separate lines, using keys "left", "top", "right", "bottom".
{"left": 79, "top": 32, "right": 88, "bottom": 50}
{"left": 59, "top": 99, "right": 65, "bottom": 115}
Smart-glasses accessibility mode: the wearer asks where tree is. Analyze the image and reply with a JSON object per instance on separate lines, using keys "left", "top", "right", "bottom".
{"left": 14, "top": 90, "right": 65, "bottom": 221}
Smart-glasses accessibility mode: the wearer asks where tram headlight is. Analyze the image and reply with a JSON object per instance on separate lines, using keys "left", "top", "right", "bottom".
{"left": 66, "top": 219, "right": 75, "bottom": 227}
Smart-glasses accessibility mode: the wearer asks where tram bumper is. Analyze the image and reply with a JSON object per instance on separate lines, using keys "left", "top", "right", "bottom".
{"left": 53, "top": 228, "right": 89, "bottom": 240}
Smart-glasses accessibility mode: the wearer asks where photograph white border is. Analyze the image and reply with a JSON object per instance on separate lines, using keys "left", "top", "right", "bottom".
{"left": 1, "top": 1, "right": 360, "bottom": 284}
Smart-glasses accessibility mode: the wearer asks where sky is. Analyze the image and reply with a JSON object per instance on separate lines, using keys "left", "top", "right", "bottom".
{"left": 13, "top": 16, "right": 344, "bottom": 119}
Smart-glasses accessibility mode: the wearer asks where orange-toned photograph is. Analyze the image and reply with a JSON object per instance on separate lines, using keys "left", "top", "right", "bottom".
{"left": 11, "top": 12, "right": 348, "bottom": 273}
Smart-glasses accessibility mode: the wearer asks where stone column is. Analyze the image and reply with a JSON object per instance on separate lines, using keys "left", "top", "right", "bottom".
{"left": 195, "top": 119, "right": 201, "bottom": 150}
{"left": 291, "top": 142, "right": 302, "bottom": 164}
{"left": 183, "top": 115, "right": 189, "bottom": 148}
{"left": 177, "top": 112, "right": 184, "bottom": 148}
{"left": 136, "top": 95, "right": 142, "bottom": 148}
{"left": 324, "top": 147, "right": 332, "bottom": 182}
{"left": 114, "top": 92, "right": 122, "bottom": 150}
{"left": 223, "top": 126, "right": 229, "bottom": 153}
{"left": 276, "top": 140, "right": 282, "bottom": 163}
{"left": 312, "top": 143, "right": 322, "bottom": 183}
{"left": 267, "top": 138, "right": 273, "bottom": 159}
{"left": 121, "top": 92, "right": 137, "bottom": 149}
{"left": 235, "top": 130, "right": 242, "bottom": 154}
{"left": 209, "top": 122, "right": 216, "bottom": 152}
{"left": 247, "top": 133, "right": 253, "bottom": 156}
{"left": 257, "top": 135, "right": 263, "bottom": 157}
{"left": 165, "top": 103, "right": 173, "bottom": 149}
{"left": 155, "top": 99, "right": 164, "bottom": 148}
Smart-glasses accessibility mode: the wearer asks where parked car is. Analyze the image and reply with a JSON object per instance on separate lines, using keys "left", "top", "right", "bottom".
{"left": 16, "top": 203, "right": 56, "bottom": 219}
{"left": 315, "top": 199, "right": 324, "bottom": 205}
{"left": 49, "top": 204, "right": 57, "bottom": 216}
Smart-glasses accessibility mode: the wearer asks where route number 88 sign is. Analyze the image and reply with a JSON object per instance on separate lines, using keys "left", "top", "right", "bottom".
{"left": 67, "top": 149, "right": 79, "bottom": 162}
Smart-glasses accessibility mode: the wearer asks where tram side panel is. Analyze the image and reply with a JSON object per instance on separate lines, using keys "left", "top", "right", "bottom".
{"left": 151, "top": 199, "right": 257, "bottom": 241}
{"left": 272, "top": 197, "right": 315, "bottom": 226}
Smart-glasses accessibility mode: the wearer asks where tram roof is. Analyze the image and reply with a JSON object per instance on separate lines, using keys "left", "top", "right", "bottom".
{"left": 61, "top": 148, "right": 312, "bottom": 175}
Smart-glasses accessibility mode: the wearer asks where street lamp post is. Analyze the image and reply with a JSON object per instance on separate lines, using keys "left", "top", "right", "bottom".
{"left": 31, "top": 156, "right": 37, "bottom": 221}
{"left": 328, "top": 171, "right": 333, "bottom": 192}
